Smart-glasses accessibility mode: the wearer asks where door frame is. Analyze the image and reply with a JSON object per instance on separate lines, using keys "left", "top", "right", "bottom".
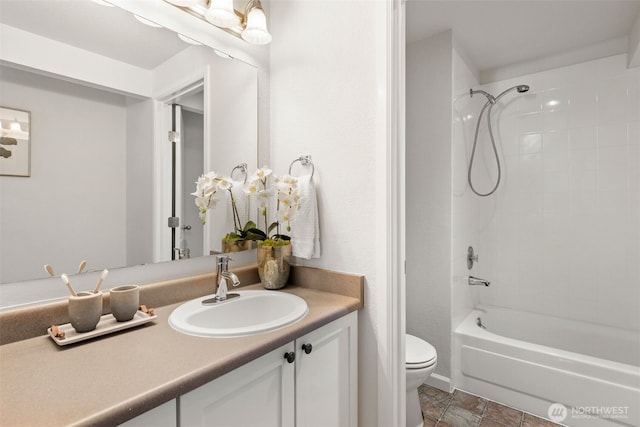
{"left": 152, "top": 76, "right": 207, "bottom": 263}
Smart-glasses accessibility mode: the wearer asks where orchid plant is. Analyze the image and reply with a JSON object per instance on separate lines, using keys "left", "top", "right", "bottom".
{"left": 243, "top": 166, "right": 302, "bottom": 246}
{"left": 192, "top": 171, "right": 261, "bottom": 243}
{"left": 191, "top": 166, "right": 301, "bottom": 246}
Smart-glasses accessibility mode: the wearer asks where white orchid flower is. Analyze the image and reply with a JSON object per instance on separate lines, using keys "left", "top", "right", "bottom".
{"left": 192, "top": 171, "right": 225, "bottom": 225}
{"left": 243, "top": 181, "right": 259, "bottom": 195}
{"left": 248, "top": 166, "right": 272, "bottom": 183}
{"left": 256, "top": 167, "right": 272, "bottom": 180}
{"left": 216, "top": 176, "right": 232, "bottom": 191}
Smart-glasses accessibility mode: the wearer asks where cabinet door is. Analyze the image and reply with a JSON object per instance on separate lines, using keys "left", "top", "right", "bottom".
{"left": 180, "top": 342, "right": 295, "bottom": 427}
{"left": 118, "top": 399, "right": 176, "bottom": 427}
{"left": 295, "top": 311, "right": 358, "bottom": 427}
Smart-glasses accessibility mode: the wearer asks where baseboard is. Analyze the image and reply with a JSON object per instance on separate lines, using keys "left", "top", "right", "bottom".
{"left": 424, "top": 373, "right": 451, "bottom": 393}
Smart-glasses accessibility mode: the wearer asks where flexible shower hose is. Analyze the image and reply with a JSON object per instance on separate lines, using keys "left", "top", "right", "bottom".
{"left": 468, "top": 101, "right": 501, "bottom": 197}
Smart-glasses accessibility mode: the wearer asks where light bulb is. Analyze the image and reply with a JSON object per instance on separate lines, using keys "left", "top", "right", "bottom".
{"left": 241, "top": 3, "right": 271, "bottom": 45}
{"left": 205, "top": 0, "right": 241, "bottom": 28}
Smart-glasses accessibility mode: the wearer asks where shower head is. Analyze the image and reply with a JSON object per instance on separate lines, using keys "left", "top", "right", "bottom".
{"left": 494, "top": 84, "right": 531, "bottom": 102}
{"left": 470, "top": 84, "right": 530, "bottom": 104}
{"left": 468, "top": 82, "right": 531, "bottom": 197}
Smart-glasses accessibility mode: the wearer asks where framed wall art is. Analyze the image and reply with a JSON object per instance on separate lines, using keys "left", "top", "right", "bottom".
{"left": 0, "top": 106, "right": 31, "bottom": 177}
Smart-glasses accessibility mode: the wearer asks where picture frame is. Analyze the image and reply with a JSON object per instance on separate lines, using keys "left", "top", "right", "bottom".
{"left": 0, "top": 106, "right": 31, "bottom": 177}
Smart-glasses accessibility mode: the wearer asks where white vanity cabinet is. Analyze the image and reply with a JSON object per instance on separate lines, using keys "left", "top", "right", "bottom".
{"left": 180, "top": 341, "right": 296, "bottom": 427}
{"left": 295, "top": 311, "right": 358, "bottom": 427}
{"left": 118, "top": 399, "right": 177, "bottom": 427}
{"left": 179, "top": 311, "right": 358, "bottom": 427}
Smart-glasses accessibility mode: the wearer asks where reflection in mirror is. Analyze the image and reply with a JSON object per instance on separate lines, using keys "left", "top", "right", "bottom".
{"left": 0, "top": 0, "right": 258, "bottom": 287}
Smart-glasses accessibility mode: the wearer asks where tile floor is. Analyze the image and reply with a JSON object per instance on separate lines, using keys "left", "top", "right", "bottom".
{"left": 418, "top": 385, "right": 565, "bottom": 427}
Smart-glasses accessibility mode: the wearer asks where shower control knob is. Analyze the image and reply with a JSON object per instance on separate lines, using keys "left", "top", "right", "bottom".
{"left": 302, "top": 343, "right": 313, "bottom": 354}
{"left": 284, "top": 352, "right": 295, "bottom": 363}
{"left": 467, "top": 246, "right": 478, "bottom": 269}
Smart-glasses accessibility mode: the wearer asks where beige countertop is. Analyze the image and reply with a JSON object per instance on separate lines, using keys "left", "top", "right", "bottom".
{"left": 0, "top": 266, "right": 363, "bottom": 426}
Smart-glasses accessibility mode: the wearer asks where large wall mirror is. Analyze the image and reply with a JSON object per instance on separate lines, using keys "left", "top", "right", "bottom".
{"left": 0, "top": 0, "right": 258, "bottom": 290}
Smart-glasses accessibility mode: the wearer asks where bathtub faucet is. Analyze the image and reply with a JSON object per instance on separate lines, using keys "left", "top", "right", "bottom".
{"left": 468, "top": 276, "right": 490, "bottom": 286}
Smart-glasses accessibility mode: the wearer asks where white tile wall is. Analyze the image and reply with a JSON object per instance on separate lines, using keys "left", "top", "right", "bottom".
{"left": 451, "top": 46, "right": 481, "bottom": 331}
{"left": 456, "top": 54, "right": 639, "bottom": 330}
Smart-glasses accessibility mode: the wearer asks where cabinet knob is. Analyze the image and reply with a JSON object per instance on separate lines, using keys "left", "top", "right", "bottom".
{"left": 301, "top": 343, "right": 313, "bottom": 354}
{"left": 284, "top": 352, "right": 296, "bottom": 363}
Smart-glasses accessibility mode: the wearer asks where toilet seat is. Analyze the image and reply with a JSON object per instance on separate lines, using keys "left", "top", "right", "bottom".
{"left": 406, "top": 334, "right": 437, "bottom": 369}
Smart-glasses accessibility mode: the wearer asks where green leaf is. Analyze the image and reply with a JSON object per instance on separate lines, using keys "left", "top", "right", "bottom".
{"left": 243, "top": 220, "right": 257, "bottom": 232}
{"left": 245, "top": 228, "right": 267, "bottom": 240}
{"left": 273, "top": 234, "right": 291, "bottom": 241}
{"left": 223, "top": 232, "right": 243, "bottom": 242}
{"left": 268, "top": 221, "right": 278, "bottom": 233}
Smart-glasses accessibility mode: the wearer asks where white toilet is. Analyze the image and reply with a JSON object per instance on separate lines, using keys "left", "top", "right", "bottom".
{"left": 406, "top": 334, "right": 437, "bottom": 427}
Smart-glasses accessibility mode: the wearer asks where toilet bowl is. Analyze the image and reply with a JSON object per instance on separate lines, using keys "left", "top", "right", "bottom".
{"left": 406, "top": 334, "right": 437, "bottom": 427}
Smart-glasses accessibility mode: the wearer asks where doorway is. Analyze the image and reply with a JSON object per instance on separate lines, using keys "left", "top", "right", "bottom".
{"left": 167, "top": 86, "right": 204, "bottom": 261}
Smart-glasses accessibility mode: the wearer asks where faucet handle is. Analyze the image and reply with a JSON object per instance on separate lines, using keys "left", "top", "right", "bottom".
{"left": 216, "top": 255, "right": 233, "bottom": 267}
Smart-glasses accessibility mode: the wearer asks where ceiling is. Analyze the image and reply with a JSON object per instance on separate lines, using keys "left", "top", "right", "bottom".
{"left": 2, "top": 1, "right": 638, "bottom": 75}
{"left": 0, "top": 0, "right": 189, "bottom": 70}
{"left": 406, "top": 0, "right": 640, "bottom": 78}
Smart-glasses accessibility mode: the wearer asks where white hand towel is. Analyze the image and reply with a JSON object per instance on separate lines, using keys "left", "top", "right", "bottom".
{"left": 291, "top": 175, "right": 320, "bottom": 259}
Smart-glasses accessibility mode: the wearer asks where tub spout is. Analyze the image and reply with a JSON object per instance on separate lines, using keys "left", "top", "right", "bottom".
{"left": 468, "top": 276, "right": 490, "bottom": 286}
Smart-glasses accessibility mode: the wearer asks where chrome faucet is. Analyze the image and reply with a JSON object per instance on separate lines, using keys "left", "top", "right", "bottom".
{"left": 468, "top": 276, "right": 490, "bottom": 286}
{"left": 173, "top": 247, "right": 190, "bottom": 260}
{"left": 202, "top": 256, "right": 241, "bottom": 305}
{"left": 212, "top": 255, "right": 241, "bottom": 301}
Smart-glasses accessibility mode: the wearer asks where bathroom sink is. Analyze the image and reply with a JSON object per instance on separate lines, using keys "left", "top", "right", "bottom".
{"left": 168, "top": 290, "right": 309, "bottom": 338}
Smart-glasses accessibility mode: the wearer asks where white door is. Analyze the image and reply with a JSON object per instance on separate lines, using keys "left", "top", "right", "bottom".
{"left": 180, "top": 107, "right": 204, "bottom": 258}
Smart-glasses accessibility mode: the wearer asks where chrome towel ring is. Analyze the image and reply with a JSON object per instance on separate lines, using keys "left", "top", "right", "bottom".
{"left": 288, "top": 155, "right": 314, "bottom": 179}
{"left": 230, "top": 163, "right": 248, "bottom": 183}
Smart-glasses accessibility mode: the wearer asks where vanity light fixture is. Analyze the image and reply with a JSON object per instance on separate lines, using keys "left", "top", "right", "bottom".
{"left": 240, "top": 0, "right": 271, "bottom": 44}
{"left": 205, "top": 0, "right": 241, "bottom": 28}
{"left": 164, "top": 0, "right": 272, "bottom": 45}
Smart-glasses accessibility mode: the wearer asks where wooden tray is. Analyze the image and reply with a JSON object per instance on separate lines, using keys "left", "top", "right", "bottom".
{"left": 48, "top": 310, "right": 157, "bottom": 346}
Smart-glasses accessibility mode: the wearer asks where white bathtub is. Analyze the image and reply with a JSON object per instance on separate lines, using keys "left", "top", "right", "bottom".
{"left": 454, "top": 307, "right": 640, "bottom": 427}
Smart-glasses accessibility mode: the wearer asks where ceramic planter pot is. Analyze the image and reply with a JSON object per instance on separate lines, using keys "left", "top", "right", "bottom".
{"left": 221, "top": 239, "right": 258, "bottom": 253}
{"left": 257, "top": 243, "right": 292, "bottom": 289}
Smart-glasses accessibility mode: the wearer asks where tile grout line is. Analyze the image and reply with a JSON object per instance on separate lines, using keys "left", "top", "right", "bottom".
{"left": 434, "top": 390, "right": 455, "bottom": 426}
{"left": 420, "top": 385, "right": 566, "bottom": 427}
